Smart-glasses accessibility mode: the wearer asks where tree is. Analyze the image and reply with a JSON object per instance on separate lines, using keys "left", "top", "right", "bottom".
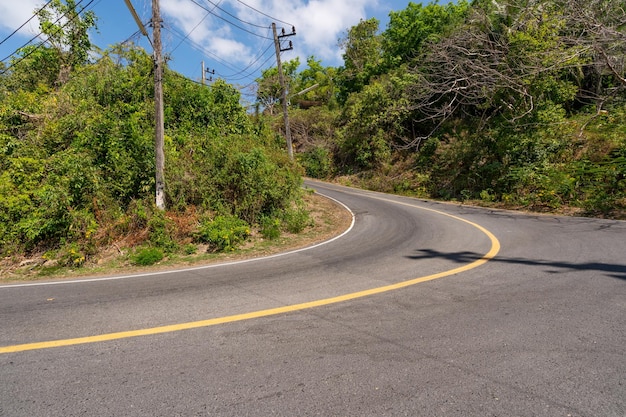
{"left": 382, "top": 0, "right": 469, "bottom": 67}
{"left": 36, "top": 0, "right": 97, "bottom": 86}
{"left": 337, "top": 18, "right": 382, "bottom": 102}
{"left": 393, "top": 0, "right": 589, "bottom": 148}
{"left": 557, "top": 0, "right": 626, "bottom": 111}
{"left": 290, "top": 56, "right": 338, "bottom": 109}
{"left": 256, "top": 58, "right": 299, "bottom": 115}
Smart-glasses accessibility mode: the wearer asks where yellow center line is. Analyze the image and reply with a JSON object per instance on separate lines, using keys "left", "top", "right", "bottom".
{"left": 0, "top": 196, "right": 500, "bottom": 354}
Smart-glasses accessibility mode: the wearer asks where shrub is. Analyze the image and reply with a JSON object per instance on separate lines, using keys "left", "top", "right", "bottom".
{"left": 282, "top": 206, "right": 312, "bottom": 233}
{"left": 183, "top": 244, "right": 197, "bottom": 255}
{"left": 259, "top": 215, "right": 281, "bottom": 240}
{"left": 194, "top": 215, "right": 250, "bottom": 252}
{"left": 147, "top": 211, "right": 178, "bottom": 253}
{"left": 131, "top": 247, "right": 164, "bottom": 266}
{"left": 299, "top": 146, "right": 333, "bottom": 178}
{"left": 58, "top": 242, "right": 88, "bottom": 267}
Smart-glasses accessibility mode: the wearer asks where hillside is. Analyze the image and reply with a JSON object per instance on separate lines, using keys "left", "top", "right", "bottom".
{"left": 261, "top": 0, "right": 625, "bottom": 219}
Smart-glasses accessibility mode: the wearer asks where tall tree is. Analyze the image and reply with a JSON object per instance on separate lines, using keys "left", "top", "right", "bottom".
{"left": 255, "top": 58, "right": 300, "bottom": 115}
{"left": 290, "top": 56, "right": 338, "bottom": 109}
{"left": 382, "top": 0, "right": 469, "bottom": 67}
{"left": 337, "top": 18, "right": 382, "bottom": 101}
{"left": 36, "top": 0, "right": 97, "bottom": 86}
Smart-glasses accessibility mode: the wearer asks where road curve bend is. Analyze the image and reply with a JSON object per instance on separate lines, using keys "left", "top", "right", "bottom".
{"left": 0, "top": 180, "right": 624, "bottom": 417}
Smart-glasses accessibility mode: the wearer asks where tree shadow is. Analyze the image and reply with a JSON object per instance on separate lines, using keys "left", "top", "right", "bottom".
{"left": 406, "top": 249, "right": 626, "bottom": 281}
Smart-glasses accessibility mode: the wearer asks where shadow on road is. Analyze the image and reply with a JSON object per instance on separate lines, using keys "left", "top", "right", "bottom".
{"left": 406, "top": 249, "right": 626, "bottom": 281}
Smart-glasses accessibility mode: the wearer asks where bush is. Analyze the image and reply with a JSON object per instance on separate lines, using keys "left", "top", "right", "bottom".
{"left": 299, "top": 146, "right": 333, "bottom": 178}
{"left": 131, "top": 247, "right": 164, "bottom": 266}
{"left": 259, "top": 215, "right": 281, "bottom": 240}
{"left": 147, "top": 211, "right": 178, "bottom": 253}
{"left": 282, "top": 206, "right": 312, "bottom": 233}
{"left": 194, "top": 215, "right": 251, "bottom": 252}
{"left": 57, "top": 242, "right": 88, "bottom": 267}
{"left": 183, "top": 244, "right": 197, "bottom": 255}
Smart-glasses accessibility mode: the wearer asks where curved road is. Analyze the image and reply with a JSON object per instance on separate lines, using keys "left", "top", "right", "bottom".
{"left": 1, "top": 180, "right": 624, "bottom": 416}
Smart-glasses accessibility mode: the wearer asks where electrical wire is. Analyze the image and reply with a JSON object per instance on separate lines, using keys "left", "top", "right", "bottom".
{"left": 164, "top": 24, "right": 243, "bottom": 74}
{"left": 120, "top": 29, "right": 143, "bottom": 46}
{"left": 170, "top": 10, "right": 213, "bottom": 54}
{"left": 0, "top": 0, "right": 88, "bottom": 63}
{"left": 0, "top": 0, "right": 55, "bottom": 47}
{"left": 234, "top": 0, "right": 294, "bottom": 27}
{"left": 222, "top": 41, "right": 274, "bottom": 80}
{"left": 170, "top": 0, "right": 225, "bottom": 54}
{"left": 187, "top": 0, "right": 272, "bottom": 39}
{"left": 200, "top": 0, "right": 269, "bottom": 29}
{"left": 165, "top": 23, "right": 275, "bottom": 84}
{"left": 0, "top": 0, "right": 97, "bottom": 73}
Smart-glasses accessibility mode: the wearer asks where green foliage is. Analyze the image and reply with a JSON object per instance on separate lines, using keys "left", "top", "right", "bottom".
{"left": 131, "top": 247, "right": 164, "bottom": 266}
{"left": 282, "top": 205, "right": 313, "bottom": 234}
{"left": 0, "top": 36, "right": 307, "bottom": 260}
{"left": 194, "top": 215, "right": 251, "bottom": 252}
{"left": 259, "top": 216, "right": 281, "bottom": 240}
{"left": 382, "top": 0, "right": 470, "bottom": 66}
{"left": 263, "top": 0, "right": 626, "bottom": 217}
{"left": 183, "top": 244, "right": 197, "bottom": 255}
{"left": 258, "top": 204, "right": 312, "bottom": 239}
{"left": 167, "top": 132, "right": 303, "bottom": 223}
{"left": 337, "top": 75, "right": 405, "bottom": 169}
{"left": 337, "top": 18, "right": 383, "bottom": 101}
{"left": 37, "top": 0, "right": 97, "bottom": 69}
{"left": 291, "top": 57, "right": 339, "bottom": 109}
{"left": 299, "top": 146, "right": 333, "bottom": 178}
{"left": 147, "top": 211, "right": 178, "bottom": 253}
{"left": 57, "top": 242, "right": 92, "bottom": 268}
{"left": 256, "top": 58, "right": 300, "bottom": 113}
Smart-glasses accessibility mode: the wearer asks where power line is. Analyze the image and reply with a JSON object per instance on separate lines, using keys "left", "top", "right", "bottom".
{"left": 223, "top": 43, "right": 275, "bottom": 80}
{"left": 169, "top": 0, "right": 224, "bottom": 55}
{"left": 0, "top": 0, "right": 55, "bottom": 47}
{"left": 216, "top": 26, "right": 274, "bottom": 78}
{"left": 187, "top": 0, "right": 272, "bottom": 39}
{"left": 164, "top": 24, "right": 273, "bottom": 85}
{"left": 200, "top": 0, "right": 269, "bottom": 29}
{"left": 234, "top": 0, "right": 294, "bottom": 27}
{"left": 164, "top": 25, "right": 243, "bottom": 74}
{"left": 0, "top": 0, "right": 89, "bottom": 63}
{"left": 120, "top": 29, "right": 143, "bottom": 46}
{"left": 0, "top": 0, "right": 97, "bottom": 74}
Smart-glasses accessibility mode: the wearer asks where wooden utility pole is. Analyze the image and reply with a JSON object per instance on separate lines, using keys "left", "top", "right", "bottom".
{"left": 272, "top": 23, "right": 294, "bottom": 160}
{"left": 152, "top": 0, "right": 165, "bottom": 210}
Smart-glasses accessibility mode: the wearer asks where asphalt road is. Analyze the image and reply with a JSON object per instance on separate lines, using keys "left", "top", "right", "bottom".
{"left": 1, "top": 180, "right": 624, "bottom": 416}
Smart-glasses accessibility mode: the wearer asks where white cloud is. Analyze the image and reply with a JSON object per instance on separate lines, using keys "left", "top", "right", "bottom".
{"left": 235, "top": 0, "right": 378, "bottom": 63}
{"left": 162, "top": 0, "right": 378, "bottom": 70}
{"left": 162, "top": 0, "right": 254, "bottom": 65}
{"left": 0, "top": 0, "right": 42, "bottom": 36}
{"left": 292, "top": 0, "right": 376, "bottom": 62}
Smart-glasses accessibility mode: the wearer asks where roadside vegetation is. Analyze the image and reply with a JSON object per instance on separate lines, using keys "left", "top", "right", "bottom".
{"left": 1, "top": 0, "right": 624, "bottom": 279}
{"left": 260, "top": 0, "right": 625, "bottom": 218}
{"left": 0, "top": 1, "right": 312, "bottom": 278}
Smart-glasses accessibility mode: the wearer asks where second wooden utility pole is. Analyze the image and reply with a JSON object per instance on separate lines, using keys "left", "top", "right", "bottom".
{"left": 153, "top": 0, "right": 166, "bottom": 210}
{"left": 272, "top": 22, "right": 294, "bottom": 160}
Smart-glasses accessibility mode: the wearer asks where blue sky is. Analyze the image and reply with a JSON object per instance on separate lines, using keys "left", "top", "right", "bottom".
{"left": 0, "top": 0, "right": 413, "bottom": 101}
